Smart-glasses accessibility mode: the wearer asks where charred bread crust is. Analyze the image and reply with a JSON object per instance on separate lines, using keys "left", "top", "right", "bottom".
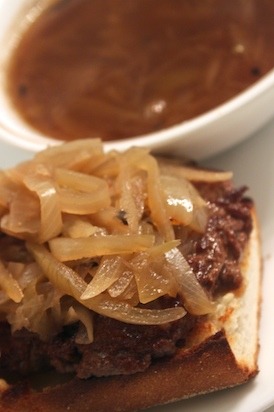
{"left": 0, "top": 330, "right": 258, "bottom": 412}
{"left": 0, "top": 211, "right": 261, "bottom": 412}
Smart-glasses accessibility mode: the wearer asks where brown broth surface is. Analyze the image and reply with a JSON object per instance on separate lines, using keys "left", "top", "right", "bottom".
{"left": 5, "top": 0, "right": 274, "bottom": 141}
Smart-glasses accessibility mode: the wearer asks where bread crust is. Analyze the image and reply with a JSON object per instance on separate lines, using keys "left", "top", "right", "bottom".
{"left": 0, "top": 330, "right": 257, "bottom": 412}
{"left": 0, "top": 202, "right": 261, "bottom": 412}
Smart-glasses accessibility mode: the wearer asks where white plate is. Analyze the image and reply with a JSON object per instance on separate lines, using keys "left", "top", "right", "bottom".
{"left": 0, "top": 116, "right": 273, "bottom": 412}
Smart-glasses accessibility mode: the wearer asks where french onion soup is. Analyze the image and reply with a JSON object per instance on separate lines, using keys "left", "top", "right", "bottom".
{"left": 5, "top": 0, "right": 274, "bottom": 141}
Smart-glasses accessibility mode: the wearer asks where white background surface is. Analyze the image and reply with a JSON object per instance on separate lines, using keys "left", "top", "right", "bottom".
{"left": 0, "top": 116, "right": 273, "bottom": 412}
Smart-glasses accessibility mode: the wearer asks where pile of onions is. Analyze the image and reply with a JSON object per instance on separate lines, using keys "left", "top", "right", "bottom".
{"left": 0, "top": 139, "right": 232, "bottom": 342}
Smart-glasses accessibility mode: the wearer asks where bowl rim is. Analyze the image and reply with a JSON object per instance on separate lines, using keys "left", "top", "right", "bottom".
{"left": 0, "top": 67, "right": 273, "bottom": 154}
{"left": 107, "top": 67, "right": 274, "bottom": 152}
{"left": 0, "top": 0, "right": 274, "bottom": 155}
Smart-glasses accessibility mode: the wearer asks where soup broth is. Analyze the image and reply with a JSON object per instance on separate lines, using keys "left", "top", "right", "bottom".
{"left": 5, "top": 0, "right": 274, "bottom": 141}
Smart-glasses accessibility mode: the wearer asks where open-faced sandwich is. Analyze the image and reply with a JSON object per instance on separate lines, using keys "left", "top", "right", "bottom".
{"left": 0, "top": 139, "right": 261, "bottom": 412}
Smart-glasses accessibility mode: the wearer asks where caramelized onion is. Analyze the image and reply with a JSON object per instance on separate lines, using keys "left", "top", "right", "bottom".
{"left": 86, "top": 297, "right": 186, "bottom": 325}
{"left": 142, "top": 154, "right": 175, "bottom": 241}
{"left": 6, "top": 265, "right": 65, "bottom": 340}
{"left": 165, "top": 248, "right": 215, "bottom": 315}
{"left": 107, "top": 269, "right": 135, "bottom": 299}
{"left": 118, "top": 147, "right": 174, "bottom": 241}
{"left": 49, "top": 234, "right": 155, "bottom": 261}
{"left": 55, "top": 168, "right": 111, "bottom": 215}
{"left": 62, "top": 215, "right": 99, "bottom": 238}
{"left": 90, "top": 207, "right": 130, "bottom": 235}
{"left": 0, "top": 171, "right": 16, "bottom": 210}
{"left": 73, "top": 302, "right": 94, "bottom": 344}
{"left": 28, "top": 243, "right": 186, "bottom": 325}
{"left": 81, "top": 256, "right": 123, "bottom": 299}
{"left": 59, "top": 186, "right": 110, "bottom": 215}
{"left": 0, "top": 260, "right": 23, "bottom": 303}
{"left": 23, "top": 173, "right": 62, "bottom": 243}
{"left": 1, "top": 187, "right": 40, "bottom": 238}
{"left": 34, "top": 138, "right": 104, "bottom": 170}
{"left": 160, "top": 174, "right": 208, "bottom": 232}
{"left": 0, "top": 139, "right": 224, "bottom": 338}
{"left": 116, "top": 164, "right": 146, "bottom": 234}
{"left": 131, "top": 251, "right": 178, "bottom": 304}
{"left": 158, "top": 159, "right": 233, "bottom": 182}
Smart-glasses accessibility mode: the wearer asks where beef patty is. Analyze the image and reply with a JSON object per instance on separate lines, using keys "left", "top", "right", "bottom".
{"left": 0, "top": 179, "right": 253, "bottom": 380}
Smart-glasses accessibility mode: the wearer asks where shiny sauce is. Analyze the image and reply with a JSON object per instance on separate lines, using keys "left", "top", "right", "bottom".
{"left": 5, "top": 0, "right": 274, "bottom": 141}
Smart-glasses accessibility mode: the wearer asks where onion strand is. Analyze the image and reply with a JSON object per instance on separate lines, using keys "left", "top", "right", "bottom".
{"left": 27, "top": 242, "right": 186, "bottom": 325}
{"left": 49, "top": 234, "right": 155, "bottom": 261}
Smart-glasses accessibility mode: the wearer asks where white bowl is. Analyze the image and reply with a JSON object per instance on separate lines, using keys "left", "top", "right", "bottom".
{"left": 0, "top": 0, "right": 274, "bottom": 160}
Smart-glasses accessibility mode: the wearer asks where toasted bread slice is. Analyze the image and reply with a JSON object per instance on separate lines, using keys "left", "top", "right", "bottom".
{"left": 0, "top": 210, "right": 261, "bottom": 412}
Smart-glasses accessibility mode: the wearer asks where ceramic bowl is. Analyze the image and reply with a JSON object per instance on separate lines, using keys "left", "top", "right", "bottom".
{"left": 0, "top": 0, "right": 274, "bottom": 160}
